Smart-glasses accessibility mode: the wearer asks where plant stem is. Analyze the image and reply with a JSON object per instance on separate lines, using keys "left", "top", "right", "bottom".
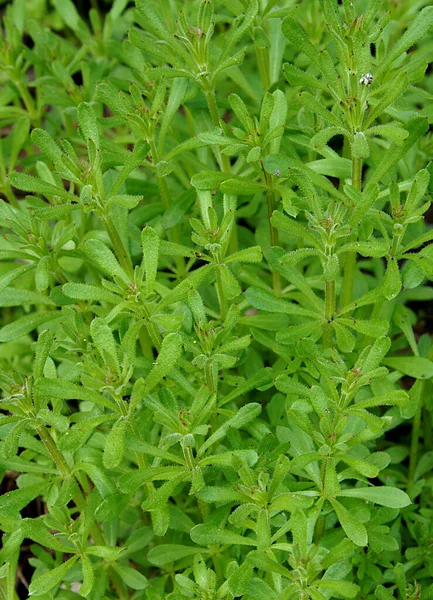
{"left": 408, "top": 346, "right": 433, "bottom": 483}
{"left": 341, "top": 157, "right": 362, "bottom": 308}
{"left": 150, "top": 141, "right": 186, "bottom": 278}
{"left": 100, "top": 213, "right": 133, "bottom": 279}
{"left": 325, "top": 280, "right": 335, "bottom": 321}
{"left": 324, "top": 280, "right": 335, "bottom": 347}
{"left": 205, "top": 361, "right": 216, "bottom": 394}
{"left": 37, "top": 426, "right": 70, "bottom": 477}
{"left": 408, "top": 385, "right": 423, "bottom": 485}
{"left": 215, "top": 266, "right": 228, "bottom": 320}
{"left": 37, "top": 425, "right": 106, "bottom": 546}
{"left": 255, "top": 46, "right": 271, "bottom": 91}
{"left": 263, "top": 171, "right": 281, "bottom": 295}
{"left": 204, "top": 88, "right": 231, "bottom": 173}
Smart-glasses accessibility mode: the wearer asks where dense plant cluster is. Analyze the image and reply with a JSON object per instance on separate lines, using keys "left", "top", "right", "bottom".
{"left": 1, "top": 0, "right": 433, "bottom": 598}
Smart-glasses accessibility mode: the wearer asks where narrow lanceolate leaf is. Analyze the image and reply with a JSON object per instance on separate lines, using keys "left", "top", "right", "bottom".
{"left": 370, "top": 118, "right": 429, "bottom": 184}
{"left": 190, "top": 524, "right": 256, "bottom": 547}
{"left": 62, "top": 283, "right": 121, "bottom": 304}
{"left": 329, "top": 498, "right": 368, "bottom": 547}
{"left": 77, "top": 102, "right": 100, "bottom": 147}
{"left": 9, "top": 172, "right": 77, "bottom": 201}
{"left": 84, "top": 239, "right": 129, "bottom": 283}
{"left": 225, "top": 246, "right": 262, "bottom": 264}
{"left": 159, "top": 265, "right": 212, "bottom": 308}
{"left": 0, "top": 264, "right": 34, "bottom": 294}
{"left": 198, "top": 403, "right": 262, "bottom": 455}
{"left": 29, "top": 556, "right": 79, "bottom": 596}
{"left": 376, "top": 7, "right": 433, "bottom": 76}
{"left": 0, "top": 481, "right": 50, "bottom": 517}
{"left": 0, "top": 311, "right": 61, "bottom": 342}
{"left": 339, "top": 487, "right": 411, "bottom": 508}
{"left": 141, "top": 225, "right": 160, "bottom": 294}
{"left": 90, "top": 317, "right": 120, "bottom": 373}
{"left": 103, "top": 417, "right": 127, "bottom": 469}
{"left": 382, "top": 357, "right": 433, "bottom": 380}
{"left": 79, "top": 554, "right": 94, "bottom": 598}
{"left": 148, "top": 545, "right": 209, "bottom": 567}
{"left": 35, "top": 378, "right": 118, "bottom": 411}
{"left": 131, "top": 334, "right": 183, "bottom": 410}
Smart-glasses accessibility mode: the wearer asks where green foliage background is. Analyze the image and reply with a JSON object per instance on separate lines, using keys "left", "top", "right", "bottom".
{"left": 1, "top": 0, "right": 433, "bottom": 598}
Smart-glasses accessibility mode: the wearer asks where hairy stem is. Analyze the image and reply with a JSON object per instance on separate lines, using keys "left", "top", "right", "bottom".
{"left": 341, "top": 157, "right": 362, "bottom": 307}
{"left": 215, "top": 266, "right": 228, "bottom": 320}
{"left": 324, "top": 280, "right": 335, "bottom": 347}
{"left": 408, "top": 387, "right": 423, "bottom": 485}
{"left": 264, "top": 170, "right": 281, "bottom": 295}
{"left": 100, "top": 213, "right": 133, "bottom": 279}
{"left": 204, "top": 89, "right": 231, "bottom": 173}
{"left": 255, "top": 46, "right": 270, "bottom": 91}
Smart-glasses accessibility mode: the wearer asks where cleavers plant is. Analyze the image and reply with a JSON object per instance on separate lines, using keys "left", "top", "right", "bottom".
{"left": 1, "top": 0, "right": 433, "bottom": 598}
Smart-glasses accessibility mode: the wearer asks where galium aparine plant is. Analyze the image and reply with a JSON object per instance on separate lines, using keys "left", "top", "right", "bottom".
{"left": 1, "top": 0, "right": 433, "bottom": 598}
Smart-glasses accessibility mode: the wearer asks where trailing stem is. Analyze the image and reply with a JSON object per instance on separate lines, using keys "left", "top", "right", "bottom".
{"left": 204, "top": 88, "right": 231, "bottom": 173}
{"left": 341, "top": 157, "right": 362, "bottom": 307}
{"left": 100, "top": 213, "right": 133, "bottom": 279}
{"left": 408, "top": 347, "right": 433, "bottom": 483}
{"left": 255, "top": 45, "right": 271, "bottom": 92}
{"left": 264, "top": 170, "right": 281, "bottom": 295}
{"left": 215, "top": 266, "right": 228, "bottom": 320}
{"left": 324, "top": 279, "right": 335, "bottom": 347}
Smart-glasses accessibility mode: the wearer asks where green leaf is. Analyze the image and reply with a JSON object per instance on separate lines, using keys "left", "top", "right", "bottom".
{"left": 219, "top": 368, "right": 274, "bottom": 406}
{"left": 337, "top": 318, "right": 388, "bottom": 337}
{"left": 352, "top": 132, "right": 370, "bottom": 158}
{"left": 245, "top": 286, "right": 316, "bottom": 317}
{"left": 339, "top": 486, "right": 411, "bottom": 508}
{"left": 190, "top": 524, "right": 256, "bottom": 547}
{"left": 141, "top": 225, "right": 160, "bottom": 294}
{"left": 29, "top": 555, "right": 79, "bottom": 596}
{"left": 53, "top": 0, "right": 83, "bottom": 32}
{"left": 90, "top": 317, "right": 120, "bottom": 373}
{"left": 84, "top": 239, "right": 129, "bottom": 283}
{"left": 283, "top": 63, "right": 328, "bottom": 92}
{"left": 131, "top": 334, "right": 183, "bottom": 410}
{"left": 77, "top": 102, "right": 100, "bottom": 148}
{"left": 316, "top": 581, "right": 359, "bottom": 598}
{"left": 198, "top": 403, "right": 262, "bottom": 455}
{"left": 103, "top": 417, "right": 127, "bottom": 469}
{"left": 62, "top": 283, "right": 121, "bottom": 304}
{"left": 382, "top": 356, "right": 433, "bottom": 379}
{"left": 0, "top": 264, "right": 34, "bottom": 294}
{"left": 329, "top": 498, "right": 368, "bottom": 547}
{"left": 220, "top": 178, "right": 265, "bottom": 195}
{"left": 225, "top": 246, "right": 262, "bottom": 264}
{"left": 299, "top": 92, "right": 342, "bottom": 128}
{"left": 9, "top": 172, "right": 76, "bottom": 202}
{"left": 281, "top": 17, "right": 320, "bottom": 66}
{"left": 95, "top": 492, "right": 133, "bottom": 522}
{"left": 228, "top": 561, "right": 254, "bottom": 597}
{"left": 0, "top": 311, "right": 61, "bottom": 342}
{"left": 271, "top": 211, "right": 320, "bottom": 247}
{"left": 148, "top": 545, "right": 208, "bottom": 567}
{"left": 377, "top": 7, "right": 433, "bottom": 76}
{"left": 35, "top": 378, "right": 118, "bottom": 411}
{"left": 365, "top": 72, "right": 409, "bottom": 128}
{"left": 80, "top": 554, "right": 94, "bottom": 598}
{"left": 218, "top": 265, "right": 241, "bottom": 299}
{"left": 86, "top": 545, "right": 124, "bottom": 560}
{"left": 0, "top": 481, "right": 50, "bottom": 517}
{"left": 111, "top": 564, "right": 147, "bottom": 590}
{"left": 159, "top": 265, "right": 212, "bottom": 308}
{"left": 370, "top": 118, "right": 429, "bottom": 184}
{"left": 109, "top": 194, "right": 142, "bottom": 209}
